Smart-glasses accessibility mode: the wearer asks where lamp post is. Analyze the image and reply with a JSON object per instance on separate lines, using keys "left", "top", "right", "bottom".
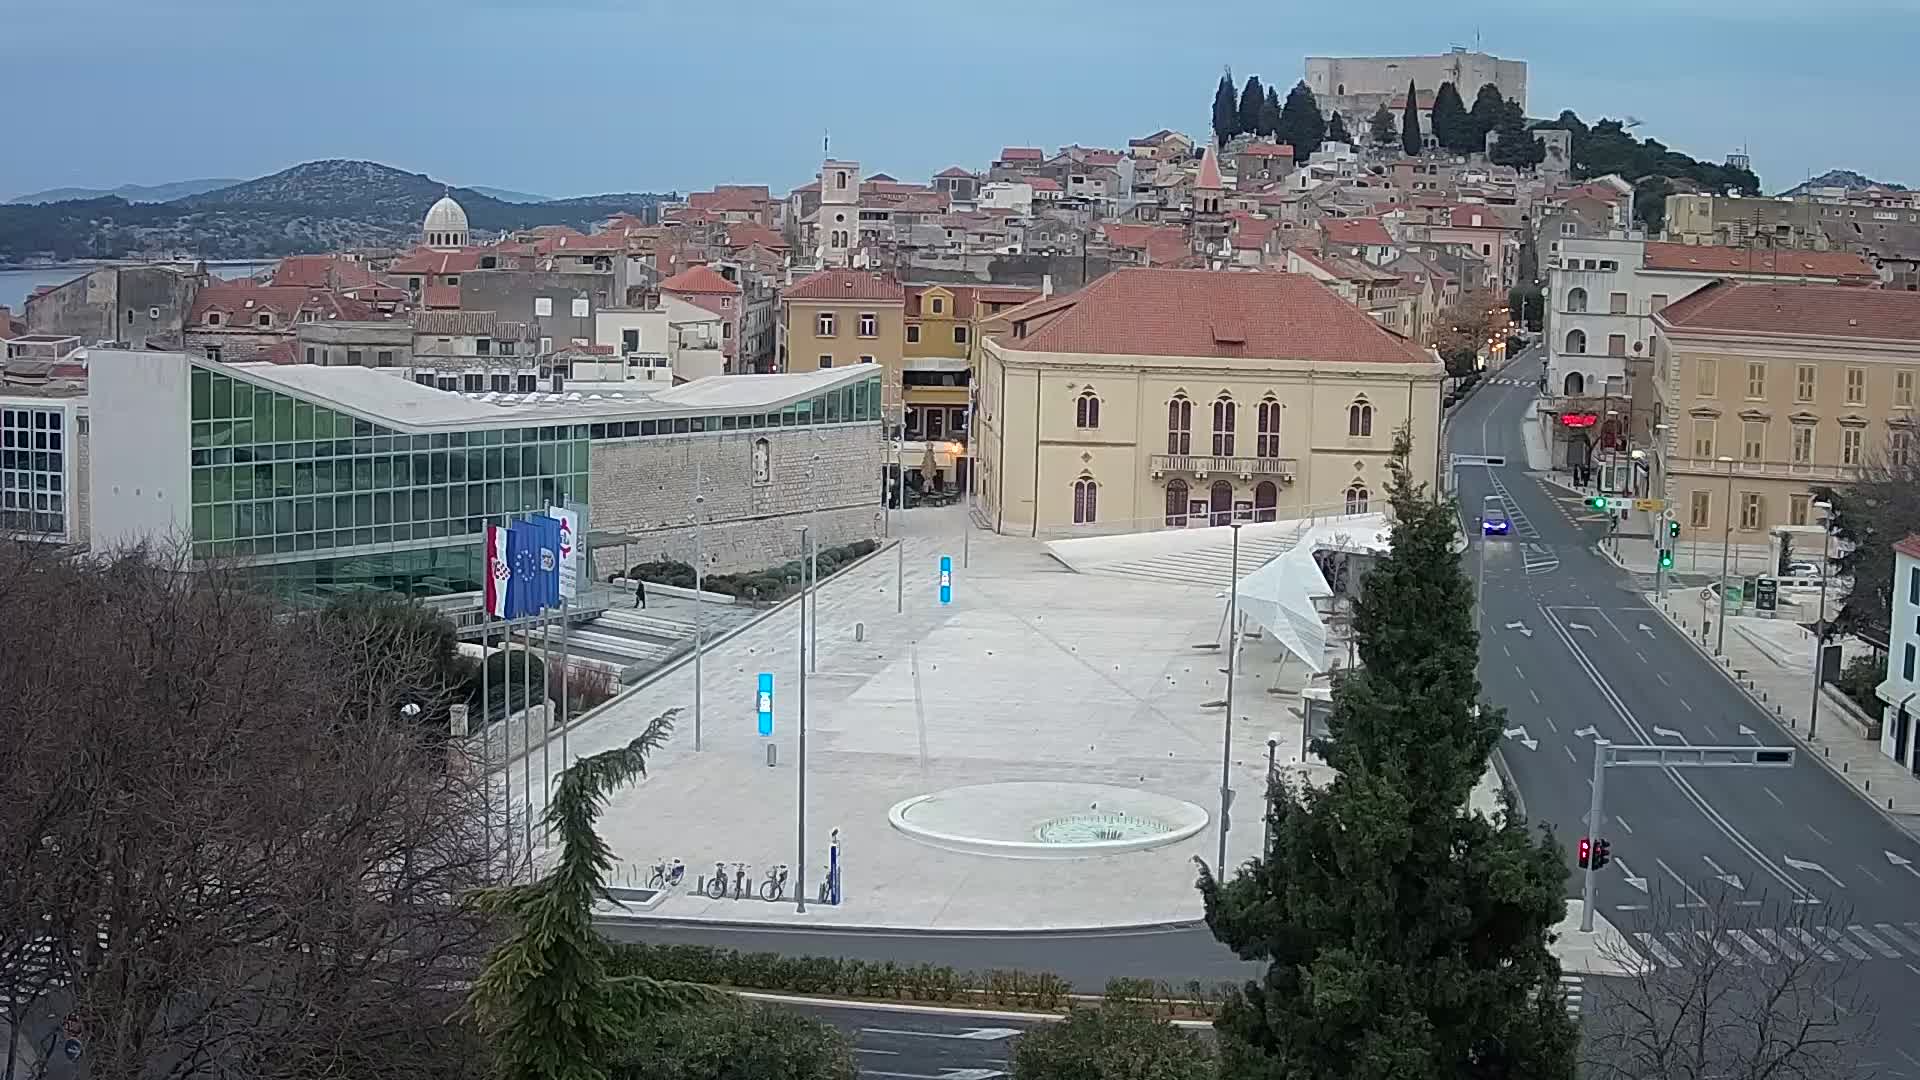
{"left": 1716, "top": 455, "right": 1735, "bottom": 656}
{"left": 1809, "top": 500, "right": 1834, "bottom": 738}
{"left": 1262, "top": 734, "right": 1278, "bottom": 857}
{"left": 692, "top": 477, "right": 706, "bottom": 752}
{"left": 1218, "top": 521, "right": 1243, "bottom": 873}
{"left": 794, "top": 524, "right": 813, "bottom": 913}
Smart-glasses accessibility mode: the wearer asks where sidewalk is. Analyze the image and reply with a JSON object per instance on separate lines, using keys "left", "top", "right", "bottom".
{"left": 1646, "top": 589, "right": 1920, "bottom": 838}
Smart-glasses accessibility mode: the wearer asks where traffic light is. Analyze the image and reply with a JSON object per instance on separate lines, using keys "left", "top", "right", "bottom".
{"left": 1593, "top": 838, "right": 1612, "bottom": 871}
{"left": 1576, "top": 836, "right": 1591, "bottom": 869}
{"left": 1659, "top": 550, "right": 1674, "bottom": 569}
{"left": 1586, "top": 495, "right": 1608, "bottom": 511}
{"left": 1668, "top": 519, "right": 1681, "bottom": 539}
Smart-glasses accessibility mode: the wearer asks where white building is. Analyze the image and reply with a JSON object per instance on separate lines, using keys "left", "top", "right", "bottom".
{"left": 1881, "top": 535, "right": 1920, "bottom": 771}
{"left": 977, "top": 181, "right": 1036, "bottom": 217}
{"left": 422, "top": 195, "right": 470, "bottom": 250}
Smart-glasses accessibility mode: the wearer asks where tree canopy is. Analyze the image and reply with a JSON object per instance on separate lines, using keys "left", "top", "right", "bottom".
{"left": 1261, "top": 85, "right": 1282, "bottom": 139}
{"left": 1399, "top": 81, "right": 1422, "bottom": 156}
{"left": 1212, "top": 70, "right": 1238, "bottom": 147}
{"left": 1326, "top": 111, "right": 1351, "bottom": 146}
{"left": 1368, "top": 104, "right": 1397, "bottom": 147}
{"left": 1238, "top": 76, "right": 1267, "bottom": 142}
{"left": 1275, "top": 81, "right": 1327, "bottom": 160}
{"left": 1198, "top": 432, "right": 1579, "bottom": 1080}
{"left": 1815, "top": 450, "right": 1920, "bottom": 638}
{"left": 1489, "top": 97, "right": 1547, "bottom": 169}
{"left": 1430, "top": 82, "right": 1471, "bottom": 154}
{"left": 1011, "top": 999, "right": 1215, "bottom": 1080}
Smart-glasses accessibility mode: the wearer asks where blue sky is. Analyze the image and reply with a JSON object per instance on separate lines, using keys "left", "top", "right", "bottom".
{"left": 2, "top": 0, "right": 1914, "bottom": 199}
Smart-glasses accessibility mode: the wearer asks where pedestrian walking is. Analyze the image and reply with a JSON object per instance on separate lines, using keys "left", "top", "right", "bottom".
{"left": 633, "top": 576, "right": 647, "bottom": 609}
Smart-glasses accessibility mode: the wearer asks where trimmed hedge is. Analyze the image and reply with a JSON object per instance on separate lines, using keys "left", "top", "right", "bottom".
{"left": 624, "top": 540, "right": 881, "bottom": 604}
{"left": 608, "top": 942, "right": 1072, "bottom": 1011}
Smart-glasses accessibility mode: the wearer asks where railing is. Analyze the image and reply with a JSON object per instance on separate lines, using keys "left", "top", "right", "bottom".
{"left": 1148, "top": 454, "right": 1299, "bottom": 478}
{"left": 1663, "top": 456, "right": 1862, "bottom": 482}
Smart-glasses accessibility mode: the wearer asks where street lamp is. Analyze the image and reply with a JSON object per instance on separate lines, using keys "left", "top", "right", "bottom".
{"left": 1218, "top": 521, "right": 1243, "bottom": 873}
{"left": 1716, "top": 455, "right": 1735, "bottom": 656}
{"left": 692, "top": 482, "right": 706, "bottom": 751}
{"left": 1809, "top": 500, "right": 1834, "bottom": 738}
{"left": 793, "top": 524, "right": 813, "bottom": 913}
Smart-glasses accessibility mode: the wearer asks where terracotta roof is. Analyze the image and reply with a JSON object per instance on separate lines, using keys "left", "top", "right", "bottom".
{"left": 386, "top": 247, "right": 485, "bottom": 275}
{"left": 422, "top": 284, "right": 461, "bottom": 309}
{"left": 998, "top": 147, "right": 1044, "bottom": 162}
{"left": 1656, "top": 279, "right": 1920, "bottom": 341}
{"left": 659, "top": 264, "right": 742, "bottom": 295}
{"left": 415, "top": 310, "right": 506, "bottom": 337}
{"left": 269, "top": 255, "right": 376, "bottom": 290}
{"left": 1237, "top": 142, "right": 1295, "bottom": 159}
{"left": 1641, "top": 242, "right": 1875, "bottom": 281}
{"left": 1894, "top": 535, "right": 1920, "bottom": 561}
{"left": 722, "top": 223, "right": 788, "bottom": 252}
{"left": 1029, "top": 177, "right": 1062, "bottom": 192}
{"left": 1324, "top": 217, "right": 1394, "bottom": 248}
{"left": 1196, "top": 145, "right": 1223, "bottom": 190}
{"left": 935, "top": 166, "right": 975, "bottom": 179}
{"left": 997, "top": 269, "right": 1431, "bottom": 363}
{"left": 1232, "top": 218, "right": 1277, "bottom": 249}
{"left": 188, "top": 281, "right": 375, "bottom": 325}
{"left": 783, "top": 269, "right": 905, "bottom": 302}
{"left": 688, "top": 186, "right": 771, "bottom": 212}
{"left": 1100, "top": 223, "right": 1192, "bottom": 267}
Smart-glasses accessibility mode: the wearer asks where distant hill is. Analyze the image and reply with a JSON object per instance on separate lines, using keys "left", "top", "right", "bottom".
{"left": 469, "top": 186, "right": 553, "bottom": 204}
{"left": 1776, "top": 169, "right": 1910, "bottom": 197}
{"left": 0, "top": 160, "right": 674, "bottom": 264}
{"left": 7, "top": 178, "right": 242, "bottom": 205}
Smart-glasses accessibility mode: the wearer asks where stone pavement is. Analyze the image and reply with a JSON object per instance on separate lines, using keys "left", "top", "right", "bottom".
{"left": 1647, "top": 587, "right": 1920, "bottom": 838}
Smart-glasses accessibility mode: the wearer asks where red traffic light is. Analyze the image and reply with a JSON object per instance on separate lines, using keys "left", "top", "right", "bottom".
{"left": 1577, "top": 836, "right": 1591, "bottom": 869}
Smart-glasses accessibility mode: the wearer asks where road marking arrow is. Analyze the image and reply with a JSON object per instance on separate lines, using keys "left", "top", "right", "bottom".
{"left": 1652, "top": 726, "right": 1685, "bottom": 740}
{"left": 1738, "top": 724, "right": 1757, "bottom": 738}
{"left": 1505, "top": 621, "right": 1534, "bottom": 638}
{"left": 863, "top": 1028, "right": 1024, "bottom": 1042}
{"left": 1783, "top": 856, "right": 1847, "bottom": 890}
{"left": 1573, "top": 725, "right": 1598, "bottom": 739}
{"left": 1702, "top": 855, "right": 1746, "bottom": 891}
{"left": 1637, "top": 623, "right": 1657, "bottom": 637}
{"left": 1568, "top": 622, "right": 1596, "bottom": 635}
{"left": 1503, "top": 726, "right": 1538, "bottom": 751}
{"left": 1616, "top": 859, "right": 1649, "bottom": 893}
{"left": 1886, "top": 851, "right": 1920, "bottom": 880}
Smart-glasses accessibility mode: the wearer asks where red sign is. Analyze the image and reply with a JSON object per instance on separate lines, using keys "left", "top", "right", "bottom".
{"left": 1560, "top": 412, "right": 1599, "bottom": 428}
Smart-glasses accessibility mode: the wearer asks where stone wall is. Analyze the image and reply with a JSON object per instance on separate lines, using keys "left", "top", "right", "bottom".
{"left": 587, "top": 422, "right": 884, "bottom": 575}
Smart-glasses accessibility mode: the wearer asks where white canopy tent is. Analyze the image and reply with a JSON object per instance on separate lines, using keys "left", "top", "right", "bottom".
{"left": 1231, "top": 513, "right": 1394, "bottom": 673}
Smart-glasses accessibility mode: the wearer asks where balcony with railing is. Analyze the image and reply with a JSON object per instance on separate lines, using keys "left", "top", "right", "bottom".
{"left": 1664, "top": 455, "right": 1863, "bottom": 483}
{"left": 1149, "top": 454, "right": 1299, "bottom": 481}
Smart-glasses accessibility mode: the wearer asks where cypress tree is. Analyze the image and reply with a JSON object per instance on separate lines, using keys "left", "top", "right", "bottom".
{"left": 1400, "top": 80, "right": 1422, "bottom": 156}
{"left": 1367, "top": 104, "right": 1397, "bottom": 147}
{"left": 1261, "top": 85, "right": 1282, "bottom": 137}
{"left": 1238, "top": 75, "right": 1267, "bottom": 142}
{"left": 1213, "top": 70, "right": 1239, "bottom": 147}
{"left": 1199, "top": 431, "right": 1579, "bottom": 1080}
{"left": 1275, "top": 81, "right": 1327, "bottom": 159}
{"left": 1467, "top": 83, "right": 1507, "bottom": 153}
{"left": 1430, "top": 81, "right": 1470, "bottom": 154}
{"left": 1325, "top": 111, "right": 1351, "bottom": 146}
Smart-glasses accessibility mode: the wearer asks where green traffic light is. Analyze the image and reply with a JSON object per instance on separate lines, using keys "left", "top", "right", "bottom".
{"left": 1587, "top": 496, "right": 1607, "bottom": 511}
{"left": 1659, "top": 551, "right": 1674, "bottom": 569}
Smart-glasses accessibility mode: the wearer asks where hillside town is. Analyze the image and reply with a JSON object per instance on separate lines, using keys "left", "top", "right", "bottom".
{"left": 8, "top": 41, "right": 1920, "bottom": 1080}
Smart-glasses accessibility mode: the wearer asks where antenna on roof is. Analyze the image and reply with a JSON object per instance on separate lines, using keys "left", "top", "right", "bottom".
{"left": 823, "top": 130, "right": 830, "bottom": 157}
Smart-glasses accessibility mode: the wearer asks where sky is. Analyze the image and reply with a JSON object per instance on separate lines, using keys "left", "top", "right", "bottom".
{"left": 2, "top": 0, "right": 1916, "bottom": 201}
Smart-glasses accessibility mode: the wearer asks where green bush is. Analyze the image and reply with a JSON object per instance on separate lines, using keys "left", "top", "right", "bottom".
{"left": 1010, "top": 998, "right": 1216, "bottom": 1080}
{"left": 608, "top": 942, "right": 1070, "bottom": 1010}
{"left": 1835, "top": 653, "right": 1887, "bottom": 716}
{"left": 626, "top": 559, "right": 697, "bottom": 589}
{"left": 609, "top": 1000, "right": 855, "bottom": 1080}
{"left": 629, "top": 541, "right": 883, "bottom": 604}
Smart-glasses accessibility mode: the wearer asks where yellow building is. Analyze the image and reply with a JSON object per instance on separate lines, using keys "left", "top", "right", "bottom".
{"left": 1643, "top": 279, "right": 1919, "bottom": 541}
{"left": 975, "top": 268, "right": 1444, "bottom": 536}
{"left": 778, "top": 268, "right": 905, "bottom": 400}
{"left": 902, "top": 283, "right": 1042, "bottom": 443}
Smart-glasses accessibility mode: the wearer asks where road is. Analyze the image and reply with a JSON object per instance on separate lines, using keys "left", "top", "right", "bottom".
{"left": 1452, "top": 346, "right": 1920, "bottom": 1075}
{"left": 782, "top": 999, "right": 1046, "bottom": 1080}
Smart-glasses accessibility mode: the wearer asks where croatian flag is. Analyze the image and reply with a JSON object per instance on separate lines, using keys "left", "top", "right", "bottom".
{"left": 484, "top": 524, "right": 510, "bottom": 618}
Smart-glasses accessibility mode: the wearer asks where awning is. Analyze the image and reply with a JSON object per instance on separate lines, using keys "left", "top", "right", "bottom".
{"left": 1234, "top": 542, "right": 1334, "bottom": 673}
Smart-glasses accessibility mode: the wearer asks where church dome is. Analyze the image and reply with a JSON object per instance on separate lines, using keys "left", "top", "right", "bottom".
{"left": 422, "top": 195, "right": 469, "bottom": 248}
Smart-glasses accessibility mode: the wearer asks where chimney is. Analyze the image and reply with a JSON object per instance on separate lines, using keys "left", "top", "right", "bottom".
{"left": 1041, "top": 273, "right": 1054, "bottom": 298}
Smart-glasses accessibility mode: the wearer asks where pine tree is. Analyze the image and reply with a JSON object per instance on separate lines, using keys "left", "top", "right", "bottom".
{"left": 1489, "top": 97, "right": 1545, "bottom": 169}
{"left": 1261, "top": 85, "right": 1282, "bottom": 138}
{"left": 1368, "top": 104, "right": 1397, "bottom": 146}
{"left": 1274, "top": 80, "right": 1327, "bottom": 159}
{"left": 1325, "top": 111, "right": 1350, "bottom": 146}
{"left": 1430, "top": 81, "right": 1470, "bottom": 154}
{"left": 1467, "top": 82, "right": 1507, "bottom": 154}
{"left": 1400, "top": 80, "right": 1422, "bottom": 156}
{"left": 1198, "top": 432, "right": 1579, "bottom": 1080}
{"left": 1238, "top": 75, "right": 1266, "bottom": 142}
{"left": 1213, "top": 70, "right": 1239, "bottom": 148}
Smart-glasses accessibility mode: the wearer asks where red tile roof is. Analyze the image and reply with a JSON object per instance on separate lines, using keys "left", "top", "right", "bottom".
{"left": 1100, "top": 223, "right": 1192, "bottom": 267}
{"left": 1196, "top": 145, "right": 1223, "bottom": 190}
{"left": 386, "top": 247, "right": 485, "bottom": 275}
{"left": 999, "top": 147, "right": 1044, "bottom": 162}
{"left": 189, "top": 281, "right": 376, "bottom": 326}
{"left": 783, "top": 269, "right": 905, "bottom": 302}
{"left": 1894, "top": 534, "right": 1920, "bottom": 561}
{"left": 1232, "top": 218, "right": 1277, "bottom": 249}
{"left": 269, "top": 255, "right": 376, "bottom": 290}
{"left": 1238, "top": 142, "right": 1295, "bottom": 159}
{"left": 1000, "top": 269, "right": 1431, "bottom": 362}
{"left": 659, "top": 264, "right": 742, "bottom": 295}
{"left": 1656, "top": 279, "right": 1920, "bottom": 341}
{"left": 422, "top": 284, "right": 460, "bottom": 309}
{"left": 1642, "top": 242, "right": 1876, "bottom": 281}
{"left": 935, "top": 166, "right": 975, "bottom": 179}
{"left": 721, "top": 223, "right": 788, "bottom": 252}
{"left": 688, "top": 187, "right": 770, "bottom": 213}
{"left": 1029, "top": 177, "right": 1062, "bottom": 192}
{"left": 1324, "top": 217, "right": 1394, "bottom": 248}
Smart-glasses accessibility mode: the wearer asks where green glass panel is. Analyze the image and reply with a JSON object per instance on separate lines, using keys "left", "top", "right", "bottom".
{"left": 192, "top": 422, "right": 211, "bottom": 450}
{"left": 253, "top": 389, "right": 274, "bottom": 437}
{"left": 571, "top": 441, "right": 589, "bottom": 471}
{"left": 191, "top": 468, "right": 211, "bottom": 505}
{"left": 292, "top": 401, "right": 314, "bottom": 440}
{"left": 273, "top": 463, "right": 294, "bottom": 497}
{"left": 230, "top": 417, "right": 253, "bottom": 446}
{"left": 232, "top": 466, "right": 254, "bottom": 501}
{"left": 211, "top": 504, "right": 233, "bottom": 540}
{"left": 293, "top": 462, "right": 314, "bottom": 496}
{"left": 234, "top": 503, "right": 255, "bottom": 539}
{"left": 411, "top": 488, "right": 430, "bottom": 524}
{"left": 295, "top": 500, "right": 314, "bottom": 532}
{"left": 273, "top": 395, "right": 295, "bottom": 442}
{"left": 373, "top": 492, "right": 392, "bottom": 525}
{"left": 210, "top": 374, "right": 232, "bottom": 419}
{"left": 191, "top": 368, "right": 212, "bottom": 421}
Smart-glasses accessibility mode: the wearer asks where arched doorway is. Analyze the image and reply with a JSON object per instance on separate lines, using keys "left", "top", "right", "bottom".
{"left": 1564, "top": 371, "right": 1586, "bottom": 396}
{"left": 1210, "top": 480, "right": 1233, "bottom": 526}
{"left": 1165, "top": 479, "right": 1189, "bottom": 526}
{"left": 1566, "top": 433, "right": 1592, "bottom": 469}
{"left": 1254, "top": 481, "right": 1277, "bottom": 522}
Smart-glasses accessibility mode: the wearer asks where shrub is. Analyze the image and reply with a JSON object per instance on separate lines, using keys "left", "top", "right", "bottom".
{"left": 637, "top": 541, "right": 884, "bottom": 604}
{"left": 1835, "top": 653, "right": 1887, "bottom": 715}
{"left": 609, "top": 1000, "right": 855, "bottom": 1080}
{"left": 607, "top": 942, "right": 1070, "bottom": 1010}
{"left": 552, "top": 661, "right": 618, "bottom": 714}
{"left": 1010, "top": 998, "right": 1217, "bottom": 1080}
{"left": 626, "top": 559, "right": 697, "bottom": 589}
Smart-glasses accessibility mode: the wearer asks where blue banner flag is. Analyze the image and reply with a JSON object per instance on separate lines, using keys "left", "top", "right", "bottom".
{"left": 509, "top": 518, "right": 538, "bottom": 618}
{"left": 535, "top": 515, "right": 561, "bottom": 611}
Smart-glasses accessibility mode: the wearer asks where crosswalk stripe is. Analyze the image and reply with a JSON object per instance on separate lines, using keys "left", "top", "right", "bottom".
{"left": 1756, "top": 929, "right": 1806, "bottom": 962}
{"left": 1877, "top": 923, "right": 1920, "bottom": 955}
{"left": 1848, "top": 925, "right": 1903, "bottom": 958}
{"left": 1789, "top": 928, "right": 1842, "bottom": 961}
{"left": 1728, "top": 930, "right": 1774, "bottom": 964}
{"left": 1634, "top": 932, "right": 1683, "bottom": 968}
{"left": 1817, "top": 927, "right": 1871, "bottom": 960}
{"left": 1666, "top": 932, "right": 1708, "bottom": 963}
{"left": 1696, "top": 930, "right": 1746, "bottom": 965}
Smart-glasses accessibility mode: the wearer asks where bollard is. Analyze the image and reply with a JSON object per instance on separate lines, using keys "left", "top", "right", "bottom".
{"left": 767, "top": 743, "right": 778, "bottom": 768}
{"left": 1823, "top": 746, "right": 1830, "bottom": 758}
{"left": 854, "top": 621, "right": 866, "bottom": 642}
{"left": 1864, "top": 779, "right": 1870, "bottom": 792}
{"left": 1841, "top": 761, "right": 1848, "bottom": 773}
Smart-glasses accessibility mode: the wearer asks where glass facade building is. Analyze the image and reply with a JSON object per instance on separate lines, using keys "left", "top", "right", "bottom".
{"left": 0, "top": 403, "right": 70, "bottom": 538}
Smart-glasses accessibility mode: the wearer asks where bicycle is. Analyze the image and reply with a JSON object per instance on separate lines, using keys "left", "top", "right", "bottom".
{"left": 702, "top": 860, "right": 730, "bottom": 899}
{"left": 646, "top": 857, "right": 684, "bottom": 891}
{"left": 729, "top": 862, "right": 751, "bottom": 900}
{"left": 759, "top": 863, "right": 789, "bottom": 902}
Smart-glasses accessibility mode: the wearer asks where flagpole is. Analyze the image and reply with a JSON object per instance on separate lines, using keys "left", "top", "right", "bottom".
{"left": 540, "top": 611, "right": 554, "bottom": 846}
{"left": 480, "top": 574, "right": 493, "bottom": 876}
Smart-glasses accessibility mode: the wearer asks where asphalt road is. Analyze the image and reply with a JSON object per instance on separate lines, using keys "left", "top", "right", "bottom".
{"left": 1452, "top": 347, "right": 1920, "bottom": 1076}
{"left": 779, "top": 999, "right": 1045, "bottom": 1080}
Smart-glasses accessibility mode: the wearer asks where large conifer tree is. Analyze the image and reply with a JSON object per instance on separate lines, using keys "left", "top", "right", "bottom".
{"left": 1213, "top": 70, "right": 1239, "bottom": 147}
{"left": 1325, "top": 111, "right": 1351, "bottom": 146}
{"left": 1275, "top": 81, "right": 1327, "bottom": 159}
{"left": 1198, "top": 431, "right": 1579, "bottom": 1080}
{"left": 1400, "top": 80, "right": 1423, "bottom": 156}
{"left": 1261, "top": 85, "right": 1283, "bottom": 138}
{"left": 1238, "top": 75, "right": 1267, "bottom": 142}
{"left": 1430, "top": 81, "right": 1470, "bottom": 153}
{"left": 1367, "top": 104, "right": 1397, "bottom": 147}
{"left": 1467, "top": 82, "right": 1507, "bottom": 153}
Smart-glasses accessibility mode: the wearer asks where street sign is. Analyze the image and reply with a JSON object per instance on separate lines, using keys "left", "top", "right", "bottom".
{"left": 1755, "top": 576, "right": 1779, "bottom": 613}
{"left": 1633, "top": 499, "right": 1667, "bottom": 512}
{"left": 63, "top": 1038, "right": 82, "bottom": 1062}
{"left": 1663, "top": 507, "right": 1677, "bottom": 520}
{"left": 939, "top": 555, "right": 953, "bottom": 605}
{"left": 756, "top": 672, "right": 773, "bottom": 736}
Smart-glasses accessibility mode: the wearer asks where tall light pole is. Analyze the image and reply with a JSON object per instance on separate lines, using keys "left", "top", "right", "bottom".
{"left": 1716, "top": 455, "right": 1735, "bottom": 656}
{"left": 1218, "top": 521, "right": 1243, "bottom": 872}
{"left": 794, "top": 524, "right": 813, "bottom": 913}
{"left": 1809, "top": 500, "right": 1834, "bottom": 738}
{"left": 691, "top": 471, "right": 706, "bottom": 752}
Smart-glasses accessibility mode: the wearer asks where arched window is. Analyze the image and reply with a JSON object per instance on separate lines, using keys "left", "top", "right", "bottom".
{"left": 1254, "top": 481, "right": 1278, "bottom": 522}
{"left": 1075, "top": 390, "right": 1101, "bottom": 430}
{"left": 1210, "top": 480, "right": 1234, "bottom": 526}
{"left": 1345, "top": 483, "right": 1371, "bottom": 515}
{"left": 1212, "top": 394, "right": 1236, "bottom": 456}
{"left": 1256, "top": 396, "right": 1281, "bottom": 457}
{"left": 1566, "top": 287, "right": 1588, "bottom": 313}
{"left": 1563, "top": 371, "right": 1586, "bottom": 396}
{"left": 1165, "top": 479, "right": 1190, "bottom": 526}
{"left": 1167, "top": 395, "right": 1192, "bottom": 455}
{"left": 1348, "top": 398, "right": 1373, "bottom": 437}
{"left": 1073, "top": 475, "right": 1099, "bottom": 524}
{"left": 1565, "top": 329, "right": 1587, "bottom": 354}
